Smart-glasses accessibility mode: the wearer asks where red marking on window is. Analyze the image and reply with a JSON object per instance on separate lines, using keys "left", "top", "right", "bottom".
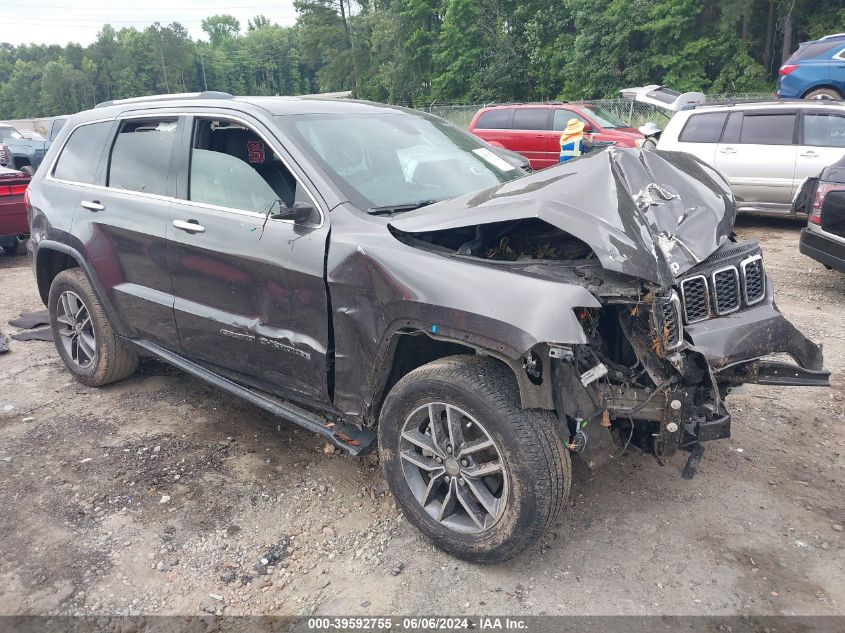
{"left": 247, "top": 140, "right": 265, "bottom": 164}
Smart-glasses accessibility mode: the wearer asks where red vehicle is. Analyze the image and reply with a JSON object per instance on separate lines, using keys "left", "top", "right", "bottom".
{"left": 468, "top": 103, "right": 644, "bottom": 170}
{"left": 0, "top": 165, "right": 30, "bottom": 255}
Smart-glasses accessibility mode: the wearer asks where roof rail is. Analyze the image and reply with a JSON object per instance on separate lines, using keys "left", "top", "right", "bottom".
{"left": 819, "top": 32, "right": 845, "bottom": 41}
{"left": 95, "top": 91, "right": 234, "bottom": 109}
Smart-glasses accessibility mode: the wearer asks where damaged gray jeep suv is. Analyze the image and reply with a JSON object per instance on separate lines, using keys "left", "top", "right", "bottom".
{"left": 26, "top": 93, "right": 829, "bottom": 563}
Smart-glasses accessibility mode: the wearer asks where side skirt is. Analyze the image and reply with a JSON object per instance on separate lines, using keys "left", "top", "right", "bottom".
{"left": 127, "top": 338, "right": 376, "bottom": 456}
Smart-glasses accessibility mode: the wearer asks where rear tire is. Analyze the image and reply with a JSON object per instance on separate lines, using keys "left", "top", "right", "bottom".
{"left": 19, "top": 165, "right": 35, "bottom": 176}
{"left": 803, "top": 87, "right": 842, "bottom": 100}
{"left": 379, "top": 355, "right": 571, "bottom": 563}
{"left": 1, "top": 241, "right": 20, "bottom": 256}
{"left": 48, "top": 268, "right": 138, "bottom": 387}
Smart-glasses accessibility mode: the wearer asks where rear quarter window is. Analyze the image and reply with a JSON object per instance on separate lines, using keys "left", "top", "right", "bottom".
{"left": 678, "top": 112, "right": 728, "bottom": 143}
{"left": 474, "top": 110, "right": 512, "bottom": 129}
{"left": 52, "top": 121, "right": 113, "bottom": 185}
{"left": 788, "top": 41, "right": 841, "bottom": 62}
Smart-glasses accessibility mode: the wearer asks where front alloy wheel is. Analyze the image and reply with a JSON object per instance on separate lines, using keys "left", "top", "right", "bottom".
{"left": 400, "top": 403, "right": 508, "bottom": 534}
{"left": 380, "top": 355, "right": 571, "bottom": 564}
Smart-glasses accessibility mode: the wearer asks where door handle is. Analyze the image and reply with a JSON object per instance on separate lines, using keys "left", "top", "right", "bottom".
{"left": 719, "top": 147, "right": 737, "bottom": 154}
{"left": 800, "top": 151, "right": 819, "bottom": 158}
{"left": 80, "top": 200, "right": 104, "bottom": 212}
{"left": 173, "top": 219, "right": 205, "bottom": 233}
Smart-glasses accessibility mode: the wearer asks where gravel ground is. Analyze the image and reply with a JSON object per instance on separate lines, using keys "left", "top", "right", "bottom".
{"left": 0, "top": 216, "right": 843, "bottom": 617}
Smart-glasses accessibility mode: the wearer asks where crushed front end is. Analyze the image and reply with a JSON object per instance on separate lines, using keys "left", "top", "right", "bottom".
{"left": 546, "top": 237, "right": 829, "bottom": 472}
{"left": 387, "top": 147, "right": 829, "bottom": 474}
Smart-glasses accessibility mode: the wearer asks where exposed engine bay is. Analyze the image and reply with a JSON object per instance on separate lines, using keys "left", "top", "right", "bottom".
{"left": 409, "top": 217, "right": 596, "bottom": 263}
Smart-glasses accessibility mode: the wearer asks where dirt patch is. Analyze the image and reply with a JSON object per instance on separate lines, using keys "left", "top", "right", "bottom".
{"left": 0, "top": 219, "right": 843, "bottom": 616}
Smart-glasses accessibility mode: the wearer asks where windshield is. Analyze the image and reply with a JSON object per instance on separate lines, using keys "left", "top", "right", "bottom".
{"left": 580, "top": 106, "right": 627, "bottom": 129}
{"left": 278, "top": 112, "right": 523, "bottom": 211}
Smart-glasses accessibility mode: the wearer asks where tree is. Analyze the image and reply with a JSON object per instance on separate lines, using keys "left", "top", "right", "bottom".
{"left": 248, "top": 15, "right": 272, "bottom": 31}
{"left": 201, "top": 14, "right": 241, "bottom": 46}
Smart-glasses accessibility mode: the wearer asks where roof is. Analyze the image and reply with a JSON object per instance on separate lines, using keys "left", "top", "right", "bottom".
{"left": 80, "top": 92, "right": 414, "bottom": 121}
{"left": 686, "top": 99, "right": 845, "bottom": 112}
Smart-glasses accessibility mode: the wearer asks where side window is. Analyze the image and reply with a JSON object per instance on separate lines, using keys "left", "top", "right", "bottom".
{"left": 803, "top": 113, "right": 845, "bottom": 148}
{"left": 721, "top": 112, "right": 743, "bottom": 143}
{"left": 49, "top": 118, "right": 67, "bottom": 142}
{"left": 188, "top": 118, "right": 307, "bottom": 215}
{"left": 739, "top": 114, "right": 796, "bottom": 145}
{"left": 553, "top": 109, "right": 587, "bottom": 131}
{"left": 475, "top": 110, "right": 512, "bottom": 130}
{"left": 107, "top": 118, "right": 177, "bottom": 195}
{"left": 52, "top": 121, "right": 113, "bottom": 184}
{"left": 512, "top": 108, "right": 551, "bottom": 131}
{"left": 678, "top": 113, "right": 728, "bottom": 143}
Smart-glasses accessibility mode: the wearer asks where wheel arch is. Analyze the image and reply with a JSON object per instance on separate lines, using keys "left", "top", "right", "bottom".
{"left": 34, "top": 241, "right": 126, "bottom": 335}
{"left": 801, "top": 84, "right": 844, "bottom": 99}
{"left": 365, "top": 330, "right": 555, "bottom": 427}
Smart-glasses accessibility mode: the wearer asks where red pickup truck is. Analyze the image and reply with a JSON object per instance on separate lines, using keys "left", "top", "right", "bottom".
{"left": 468, "top": 103, "right": 644, "bottom": 170}
{"left": 0, "top": 165, "right": 30, "bottom": 255}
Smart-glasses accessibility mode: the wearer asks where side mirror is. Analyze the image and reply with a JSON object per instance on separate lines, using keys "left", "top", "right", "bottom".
{"left": 583, "top": 123, "right": 593, "bottom": 133}
{"left": 274, "top": 201, "right": 317, "bottom": 224}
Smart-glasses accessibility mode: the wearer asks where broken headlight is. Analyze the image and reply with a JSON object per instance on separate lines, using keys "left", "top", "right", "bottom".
{"left": 652, "top": 291, "right": 683, "bottom": 351}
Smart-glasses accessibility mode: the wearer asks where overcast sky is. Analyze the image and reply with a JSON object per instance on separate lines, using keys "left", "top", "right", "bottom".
{"left": 0, "top": 0, "right": 299, "bottom": 47}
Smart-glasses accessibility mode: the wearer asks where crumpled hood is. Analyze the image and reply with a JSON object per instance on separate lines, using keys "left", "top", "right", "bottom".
{"left": 388, "top": 148, "right": 736, "bottom": 286}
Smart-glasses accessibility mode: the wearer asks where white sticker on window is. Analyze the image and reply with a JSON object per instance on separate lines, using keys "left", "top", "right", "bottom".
{"left": 472, "top": 147, "right": 518, "bottom": 171}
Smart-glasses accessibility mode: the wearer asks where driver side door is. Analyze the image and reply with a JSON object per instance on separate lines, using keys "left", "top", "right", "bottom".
{"left": 167, "top": 112, "right": 331, "bottom": 402}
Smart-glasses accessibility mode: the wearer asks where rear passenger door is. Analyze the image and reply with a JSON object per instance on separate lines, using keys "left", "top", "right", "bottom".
{"left": 715, "top": 110, "right": 798, "bottom": 207}
{"left": 796, "top": 110, "right": 845, "bottom": 186}
{"left": 167, "top": 113, "right": 331, "bottom": 402}
{"left": 71, "top": 115, "right": 182, "bottom": 350}
{"left": 508, "top": 108, "right": 555, "bottom": 169}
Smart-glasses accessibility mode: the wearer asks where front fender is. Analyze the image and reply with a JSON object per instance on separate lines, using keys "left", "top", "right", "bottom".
{"left": 326, "top": 205, "right": 599, "bottom": 421}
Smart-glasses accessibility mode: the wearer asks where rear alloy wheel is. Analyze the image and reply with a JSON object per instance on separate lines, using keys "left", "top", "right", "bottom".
{"left": 56, "top": 290, "right": 97, "bottom": 369}
{"left": 804, "top": 87, "right": 842, "bottom": 100}
{"left": 379, "top": 355, "right": 571, "bottom": 563}
{"left": 48, "top": 268, "right": 138, "bottom": 386}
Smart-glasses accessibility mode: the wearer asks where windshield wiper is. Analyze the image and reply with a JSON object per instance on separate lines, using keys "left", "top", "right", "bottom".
{"left": 367, "top": 199, "right": 438, "bottom": 215}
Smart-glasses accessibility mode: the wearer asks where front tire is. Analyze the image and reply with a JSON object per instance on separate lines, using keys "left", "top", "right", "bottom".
{"left": 804, "top": 87, "right": 842, "bottom": 100}
{"left": 379, "top": 355, "right": 571, "bottom": 563}
{"left": 48, "top": 268, "right": 138, "bottom": 387}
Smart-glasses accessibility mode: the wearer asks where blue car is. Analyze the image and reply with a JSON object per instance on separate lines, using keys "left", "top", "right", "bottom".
{"left": 778, "top": 33, "right": 845, "bottom": 100}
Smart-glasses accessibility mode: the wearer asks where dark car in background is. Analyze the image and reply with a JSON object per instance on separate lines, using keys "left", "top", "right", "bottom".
{"left": 468, "top": 103, "right": 643, "bottom": 170}
{"left": 778, "top": 33, "right": 845, "bottom": 100}
{"left": 0, "top": 165, "right": 31, "bottom": 255}
{"left": 26, "top": 92, "right": 828, "bottom": 563}
{"left": 796, "top": 155, "right": 845, "bottom": 273}
{"left": 0, "top": 117, "right": 68, "bottom": 174}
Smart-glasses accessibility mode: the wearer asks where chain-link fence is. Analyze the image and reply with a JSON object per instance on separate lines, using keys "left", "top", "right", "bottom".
{"left": 413, "top": 92, "right": 774, "bottom": 129}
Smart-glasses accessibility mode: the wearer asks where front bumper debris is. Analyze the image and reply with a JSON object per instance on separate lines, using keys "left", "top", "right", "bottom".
{"left": 684, "top": 301, "right": 826, "bottom": 376}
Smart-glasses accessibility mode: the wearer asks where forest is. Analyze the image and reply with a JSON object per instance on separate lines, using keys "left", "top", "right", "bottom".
{"left": 0, "top": 0, "right": 842, "bottom": 119}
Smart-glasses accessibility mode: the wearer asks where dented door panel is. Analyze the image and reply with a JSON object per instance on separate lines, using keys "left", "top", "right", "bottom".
{"left": 168, "top": 204, "right": 331, "bottom": 400}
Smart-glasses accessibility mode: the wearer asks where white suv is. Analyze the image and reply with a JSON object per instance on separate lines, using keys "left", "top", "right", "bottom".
{"left": 657, "top": 100, "right": 845, "bottom": 214}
